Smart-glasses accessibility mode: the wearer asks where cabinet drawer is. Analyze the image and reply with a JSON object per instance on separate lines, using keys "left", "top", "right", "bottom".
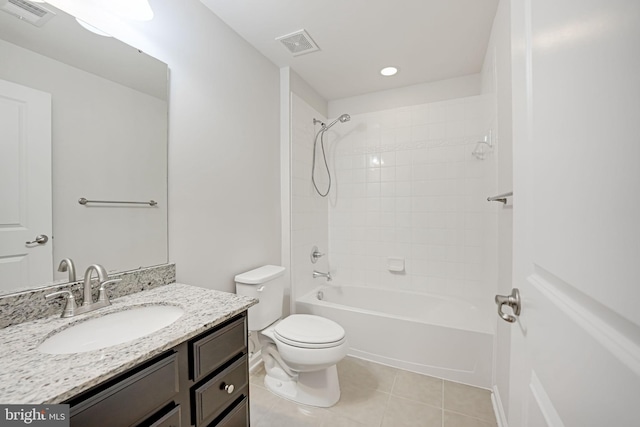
{"left": 215, "top": 397, "right": 248, "bottom": 427}
{"left": 193, "top": 355, "right": 248, "bottom": 427}
{"left": 148, "top": 405, "right": 181, "bottom": 427}
{"left": 191, "top": 315, "right": 246, "bottom": 381}
{"left": 70, "top": 352, "right": 178, "bottom": 427}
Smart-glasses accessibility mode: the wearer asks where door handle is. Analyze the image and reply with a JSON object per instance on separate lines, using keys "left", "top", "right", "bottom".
{"left": 495, "top": 288, "right": 521, "bottom": 323}
{"left": 26, "top": 234, "right": 49, "bottom": 245}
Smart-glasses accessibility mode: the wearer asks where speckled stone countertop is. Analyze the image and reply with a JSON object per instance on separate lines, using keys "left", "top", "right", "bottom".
{"left": 0, "top": 283, "right": 256, "bottom": 404}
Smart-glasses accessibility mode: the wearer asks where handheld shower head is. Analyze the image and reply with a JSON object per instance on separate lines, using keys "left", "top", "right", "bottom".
{"left": 324, "top": 113, "right": 351, "bottom": 130}
{"left": 312, "top": 112, "right": 351, "bottom": 197}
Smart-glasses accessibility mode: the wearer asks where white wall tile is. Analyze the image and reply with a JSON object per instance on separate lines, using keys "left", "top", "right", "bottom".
{"left": 292, "top": 94, "right": 497, "bottom": 301}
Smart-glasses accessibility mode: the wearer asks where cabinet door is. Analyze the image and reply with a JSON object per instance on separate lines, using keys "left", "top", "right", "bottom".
{"left": 70, "top": 352, "right": 178, "bottom": 427}
{"left": 192, "top": 356, "right": 248, "bottom": 427}
{"left": 191, "top": 316, "right": 247, "bottom": 382}
{"left": 147, "top": 405, "right": 181, "bottom": 427}
{"left": 215, "top": 397, "right": 248, "bottom": 427}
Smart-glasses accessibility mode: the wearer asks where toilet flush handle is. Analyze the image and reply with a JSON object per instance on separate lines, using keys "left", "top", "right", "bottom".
{"left": 257, "top": 286, "right": 265, "bottom": 292}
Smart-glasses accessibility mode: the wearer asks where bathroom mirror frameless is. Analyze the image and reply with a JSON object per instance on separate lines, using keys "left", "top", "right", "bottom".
{"left": 0, "top": 1, "right": 168, "bottom": 296}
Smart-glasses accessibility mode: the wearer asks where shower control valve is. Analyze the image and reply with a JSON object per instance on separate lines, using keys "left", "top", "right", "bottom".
{"left": 310, "top": 246, "right": 325, "bottom": 263}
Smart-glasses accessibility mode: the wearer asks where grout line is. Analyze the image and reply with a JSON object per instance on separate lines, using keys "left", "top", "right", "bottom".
{"left": 444, "top": 408, "right": 497, "bottom": 426}
{"left": 379, "top": 389, "right": 392, "bottom": 427}
{"left": 390, "top": 371, "right": 399, "bottom": 396}
{"left": 442, "top": 379, "right": 445, "bottom": 427}
{"left": 378, "top": 373, "right": 397, "bottom": 427}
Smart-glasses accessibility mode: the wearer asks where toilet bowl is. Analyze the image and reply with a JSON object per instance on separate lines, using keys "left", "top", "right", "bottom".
{"left": 235, "top": 265, "right": 348, "bottom": 407}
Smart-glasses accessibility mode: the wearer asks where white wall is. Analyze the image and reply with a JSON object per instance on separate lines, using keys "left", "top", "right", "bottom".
{"left": 282, "top": 69, "right": 329, "bottom": 311}
{"left": 328, "top": 74, "right": 482, "bottom": 117}
{"left": 481, "top": 0, "right": 513, "bottom": 423}
{"left": 0, "top": 39, "right": 167, "bottom": 279}
{"left": 290, "top": 94, "right": 329, "bottom": 300}
{"left": 47, "top": 0, "right": 283, "bottom": 292}
{"left": 291, "top": 70, "right": 328, "bottom": 119}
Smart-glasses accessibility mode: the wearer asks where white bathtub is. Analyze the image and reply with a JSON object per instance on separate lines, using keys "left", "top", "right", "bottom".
{"left": 296, "top": 285, "right": 494, "bottom": 388}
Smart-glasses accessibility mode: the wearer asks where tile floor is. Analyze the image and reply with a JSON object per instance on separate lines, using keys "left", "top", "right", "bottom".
{"left": 249, "top": 356, "right": 498, "bottom": 427}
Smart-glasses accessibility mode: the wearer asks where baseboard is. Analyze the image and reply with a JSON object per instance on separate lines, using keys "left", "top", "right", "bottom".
{"left": 248, "top": 349, "right": 263, "bottom": 373}
{"left": 492, "top": 385, "right": 508, "bottom": 427}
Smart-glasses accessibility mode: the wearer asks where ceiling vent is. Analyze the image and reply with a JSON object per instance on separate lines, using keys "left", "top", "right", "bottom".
{"left": 0, "top": 0, "right": 56, "bottom": 27}
{"left": 276, "top": 29, "right": 320, "bottom": 57}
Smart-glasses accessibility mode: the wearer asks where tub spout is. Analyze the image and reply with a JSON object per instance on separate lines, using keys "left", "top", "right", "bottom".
{"left": 312, "top": 270, "right": 332, "bottom": 281}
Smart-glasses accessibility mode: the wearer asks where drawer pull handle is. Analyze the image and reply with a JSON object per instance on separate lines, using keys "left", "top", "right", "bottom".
{"left": 223, "top": 383, "right": 234, "bottom": 394}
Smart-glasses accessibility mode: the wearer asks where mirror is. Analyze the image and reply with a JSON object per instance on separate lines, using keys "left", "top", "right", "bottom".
{"left": 0, "top": 1, "right": 168, "bottom": 295}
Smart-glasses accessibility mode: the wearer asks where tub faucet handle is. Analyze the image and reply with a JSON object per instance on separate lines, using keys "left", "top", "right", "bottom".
{"left": 310, "top": 246, "right": 325, "bottom": 263}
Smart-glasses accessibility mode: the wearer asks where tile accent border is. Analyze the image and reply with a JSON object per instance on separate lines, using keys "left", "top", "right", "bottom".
{"left": 0, "top": 264, "right": 176, "bottom": 329}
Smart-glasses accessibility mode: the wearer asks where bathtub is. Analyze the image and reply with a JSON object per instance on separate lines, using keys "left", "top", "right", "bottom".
{"left": 296, "top": 285, "right": 494, "bottom": 388}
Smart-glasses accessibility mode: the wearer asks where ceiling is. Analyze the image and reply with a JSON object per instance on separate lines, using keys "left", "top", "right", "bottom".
{"left": 200, "top": 0, "right": 499, "bottom": 101}
{"left": 0, "top": 1, "right": 167, "bottom": 99}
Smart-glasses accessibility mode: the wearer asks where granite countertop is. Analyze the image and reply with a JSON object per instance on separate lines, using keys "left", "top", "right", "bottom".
{"left": 0, "top": 283, "right": 257, "bottom": 404}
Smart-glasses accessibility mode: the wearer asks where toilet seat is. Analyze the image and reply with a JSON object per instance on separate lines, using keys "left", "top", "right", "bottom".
{"left": 274, "top": 314, "right": 346, "bottom": 349}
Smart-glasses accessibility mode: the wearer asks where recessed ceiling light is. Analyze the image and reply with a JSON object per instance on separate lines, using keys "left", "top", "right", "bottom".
{"left": 380, "top": 66, "right": 398, "bottom": 77}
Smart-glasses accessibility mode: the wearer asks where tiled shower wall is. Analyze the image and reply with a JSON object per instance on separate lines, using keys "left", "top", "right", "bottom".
{"left": 327, "top": 96, "right": 498, "bottom": 302}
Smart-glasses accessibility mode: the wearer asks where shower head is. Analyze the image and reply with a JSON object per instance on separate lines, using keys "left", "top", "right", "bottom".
{"left": 324, "top": 113, "right": 351, "bottom": 130}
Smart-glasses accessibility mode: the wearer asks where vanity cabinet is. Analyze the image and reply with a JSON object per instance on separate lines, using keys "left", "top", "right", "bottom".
{"left": 65, "top": 313, "right": 249, "bottom": 427}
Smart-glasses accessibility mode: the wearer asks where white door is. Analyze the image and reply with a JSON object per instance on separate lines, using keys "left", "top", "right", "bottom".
{"left": 507, "top": 0, "right": 640, "bottom": 426}
{"left": 0, "top": 79, "right": 52, "bottom": 292}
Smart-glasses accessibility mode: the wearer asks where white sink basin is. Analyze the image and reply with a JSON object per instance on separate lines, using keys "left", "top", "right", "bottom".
{"left": 37, "top": 305, "right": 185, "bottom": 354}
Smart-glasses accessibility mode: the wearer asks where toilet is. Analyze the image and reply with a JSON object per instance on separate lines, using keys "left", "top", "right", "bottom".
{"left": 235, "top": 265, "right": 348, "bottom": 407}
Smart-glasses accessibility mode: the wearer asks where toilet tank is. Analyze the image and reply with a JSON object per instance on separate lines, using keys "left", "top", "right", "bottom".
{"left": 235, "top": 265, "right": 286, "bottom": 331}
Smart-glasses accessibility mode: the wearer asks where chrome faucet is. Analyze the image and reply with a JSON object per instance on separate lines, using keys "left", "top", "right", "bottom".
{"left": 82, "top": 264, "right": 108, "bottom": 306}
{"left": 45, "top": 264, "right": 121, "bottom": 317}
{"left": 57, "top": 258, "right": 77, "bottom": 282}
{"left": 312, "top": 270, "right": 332, "bottom": 281}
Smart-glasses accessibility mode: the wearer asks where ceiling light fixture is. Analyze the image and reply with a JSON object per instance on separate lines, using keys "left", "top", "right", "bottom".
{"left": 380, "top": 66, "right": 398, "bottom": 77}
{"left": 76, "top": 18, "right": 112, "bottom": 37}
{"left": 91, "top": 0, "right": 154, "bottom": 21}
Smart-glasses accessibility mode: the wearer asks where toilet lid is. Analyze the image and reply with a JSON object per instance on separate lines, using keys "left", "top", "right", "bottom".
{"left": 274, "top": 314, "right": 345, "bottom": 348}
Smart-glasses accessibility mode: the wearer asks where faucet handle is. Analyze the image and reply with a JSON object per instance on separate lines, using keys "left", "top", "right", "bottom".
{"left": 98, "top": 279, "right": 122, "bottom": 304}
{"left": 310, "top": 246, "right": 325, "bottom": 263}
{"left": 45, "top": 290, "right": 77, "bottom": 318}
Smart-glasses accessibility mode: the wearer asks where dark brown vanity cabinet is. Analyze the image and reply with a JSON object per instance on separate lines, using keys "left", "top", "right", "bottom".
{"left": 66, "top": 313, "right": 249, "bottom": 427}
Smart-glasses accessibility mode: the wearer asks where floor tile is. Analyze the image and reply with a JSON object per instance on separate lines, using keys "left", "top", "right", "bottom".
{"left": 337, "top": 356, "right": 399, "bottom": 393}
{"left": 381, "top": 396, "right": 442, "bottom": 427}
{"left": 326, "top": 384, "right": 390, "bottom": 426}
{"left": 443, "top": 381, "right": 495, "bottom": 423}
{"left": 392, "top": 369, "right": 443, "bottom": 407}
{"left": 249, "top": 358, "right": 498, "bottom": 427}
{"left": 317, "top": 411, "right": 371, "bottom": 427}
{"left": 249, "top": 384, "right": 280, "bottom": 425}
{"left": 253, "top": 398, "right": 325, "bottom": 427}
{"left": 444, "top": 411, "right": 498, "bottom": 427}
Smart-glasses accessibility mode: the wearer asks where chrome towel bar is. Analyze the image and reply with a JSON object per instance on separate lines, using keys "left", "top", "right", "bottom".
{"left": 487, "top": 191, "right": 513, "bottom": 204}
{"left": 78, "top": 197, "right": 157, "bottom": 206}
